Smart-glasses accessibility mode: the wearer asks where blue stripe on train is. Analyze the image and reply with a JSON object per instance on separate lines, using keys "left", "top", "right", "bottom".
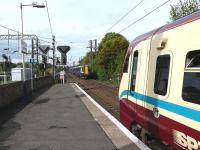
{"left": 120, "top": 90, "right": 200, "bottom": 122}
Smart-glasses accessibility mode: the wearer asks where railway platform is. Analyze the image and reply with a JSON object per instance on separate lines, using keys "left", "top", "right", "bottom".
{"left": 0, "top": 83, "right": 148, "bottom": 150}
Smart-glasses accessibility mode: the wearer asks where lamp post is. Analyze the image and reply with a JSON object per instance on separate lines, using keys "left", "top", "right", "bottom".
{"left": 20, "top": 2, "right": 45, "bottom": 82}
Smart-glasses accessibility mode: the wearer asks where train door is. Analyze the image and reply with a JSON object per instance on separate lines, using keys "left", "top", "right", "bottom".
{"left": 129, "top": 51, "right": 139, "bottom": 93}
{"left": 127, "top": 50, "right": 140, "bottom": 121}
{"left": 146, "top": 52, "right": 172, "bottom": 139}
{"left": 128, "top": 44, "right": 151, "bottom": 130}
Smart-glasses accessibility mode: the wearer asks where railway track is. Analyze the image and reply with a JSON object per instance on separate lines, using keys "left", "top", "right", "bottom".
{"left": 67, "top": 73, "right": 120, "bottom": 120}
{"left": 67, "top": 73, "right": 170, "bottom": 150}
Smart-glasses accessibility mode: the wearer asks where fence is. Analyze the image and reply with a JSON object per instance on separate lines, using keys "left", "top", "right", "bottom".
{"left": 0, "top": 72, "right": 11, "bottom": 84}
{"left": 0, "top": 76, "right": 53, "bottom": 108}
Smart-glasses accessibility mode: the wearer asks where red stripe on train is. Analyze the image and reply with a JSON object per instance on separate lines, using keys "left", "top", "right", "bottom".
{"left": 119, "top": 98, "right": 200, "bottom": 150}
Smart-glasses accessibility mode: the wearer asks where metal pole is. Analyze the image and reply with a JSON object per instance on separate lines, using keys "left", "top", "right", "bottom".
{"left": 94, "top": 39, "right": 97, "bottom": 54}
{"left": 8, "top": 30, "right": 10, "bottom": 51}
{"left": 63, "top": 76, "right": 64, "bottom": 84}
{"left": 52, "top": 35, "right": 55, "bottom": 79}
{"left": 3, "top": 58, "right": 6, "bottom": 84}
{"left": 17, "top": 32, "right": 20, "bottom": 52}
{"left": 4, "top": 71, "right": 6, "bottom": 84}
{"left": 90, "top": 40, "right": 93, "bottom": 71}
{"left": 36, "top": 38, "right": 39, "bottom": 77}
{"left": 36, "top": 39, "right": 39, "bottom": 64}
{"left": 20, "top": 3, "right": 26, "bottom": 81}
{"left": 31, "top": 39, "right": 34, "bottom": 93}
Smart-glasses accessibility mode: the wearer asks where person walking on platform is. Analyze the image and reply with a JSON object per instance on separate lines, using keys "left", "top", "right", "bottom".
{"left": 59, "top": 70, "right": 65, "bottom": 85}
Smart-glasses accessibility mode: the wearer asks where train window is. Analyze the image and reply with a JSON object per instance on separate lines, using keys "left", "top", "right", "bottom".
{"left": 130, "top": 51, "right": 138, "bottom": 91}
{"left": 182, "top": 50, "right": 200, "bottom": 105}
{"left": 186, "top": 50, "right": 200, "bottom": 68}
{"left": 182, "top": 72, "right": 200, "bottom": 104}
{"left": 187, "top": 55, "right": 200, "bottom": 67}
{"left": 123, "top": 54, "right": 130, "bottom": 73}
{"left": 154, "top": 55, "right": 170, "bottom": 96}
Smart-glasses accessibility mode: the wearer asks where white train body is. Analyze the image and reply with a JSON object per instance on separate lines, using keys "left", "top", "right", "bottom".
{"left": 119, "top": 11, "right": 200, "bottom": 150}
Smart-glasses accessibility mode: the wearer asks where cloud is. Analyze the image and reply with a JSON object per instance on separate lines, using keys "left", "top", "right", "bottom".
{"left": 0, "top": 0, "right": 178, "bottom": 64}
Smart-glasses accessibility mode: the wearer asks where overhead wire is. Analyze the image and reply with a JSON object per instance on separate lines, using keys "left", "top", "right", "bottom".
{"left": 98, "top": 0, "right": 145, "bottom": 41}
{"left": 119, "top": 0, "right": 171, "bottom": 33}
{"left": 105, "top": 0, "right": 145, "bottom": 33}
{"left": 39, "top": 39, "right": 52, "bottom": 44}
{"left": 0, "top": 24, "right": 53, "bottom": 45}
{"left": 0, "top": 10, "right": 54, "bottom": 63}
{"left": 37, "top": 35, "right": 52, "bottom": 40}
{"left": 0, "top": 25, "right": 20, "bottom": 33}
{"left": 44, "top": 0, "right": 53, "bottom": 35}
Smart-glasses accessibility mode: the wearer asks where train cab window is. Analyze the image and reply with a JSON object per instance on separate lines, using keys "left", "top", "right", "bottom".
{"left": 185, "top": 50, "right": 200, "bottom": 68}
{"left": 182, "top": 50, "right": 200, "bottom": 105}
{"left": 154, "top": 55, "right": 170, "bottom": 96}
{"left": 130, "top": 51, "right": 138, "bottom": 91}
{"left": 123, "top": 54, "right": 130, "bottom": 73}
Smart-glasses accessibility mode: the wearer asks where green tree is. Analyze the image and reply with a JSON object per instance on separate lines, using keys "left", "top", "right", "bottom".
{"left": 170, "top": 0, "right": 200, "bottom": 21}
{"left": 94, "top": 32, "right": 129, "bottom": 80}
{"left": 79, "top": 51, "right": 94, "bottom": 65}
{"left": 0, "top": 62, "right": 17, "bottom": 72}
{"left": 16, "top": 62, "right": 31, "bottom": 68}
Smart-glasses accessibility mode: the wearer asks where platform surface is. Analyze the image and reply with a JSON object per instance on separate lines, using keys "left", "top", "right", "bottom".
{"left": 0, "top": 83, "right": 144, "bottom": 150}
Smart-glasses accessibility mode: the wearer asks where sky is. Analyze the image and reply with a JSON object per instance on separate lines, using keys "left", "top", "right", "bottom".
{"left": 0, "top": 0, "right": 179, "bottom": 65}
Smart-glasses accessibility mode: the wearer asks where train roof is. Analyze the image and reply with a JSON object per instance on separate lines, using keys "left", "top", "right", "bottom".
{"left": 69, "top": 65, "right": 88, "bottom": 69}
{"left": 69, "top": 65, "right": 83, "bottom": 69}
{"left": 129, "top": 10, "right": 200, "bottom": 50}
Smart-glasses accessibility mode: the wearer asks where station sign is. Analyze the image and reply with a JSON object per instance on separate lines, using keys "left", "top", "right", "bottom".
{"left": 57, "top": 46, "right": 70, "bottom": 65}
{"left": 39, "top": 45, "right": 50, "bottom": 54}
{"left": 57, "top": 46, "right": 70, "bottom": 54}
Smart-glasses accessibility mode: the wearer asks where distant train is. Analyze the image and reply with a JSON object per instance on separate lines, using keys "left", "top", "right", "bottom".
{"left": 69, "top": 65, "right": 90, "bottom": 79}
{"left": 119, "top": 11, "right": 200, "bottom": 150}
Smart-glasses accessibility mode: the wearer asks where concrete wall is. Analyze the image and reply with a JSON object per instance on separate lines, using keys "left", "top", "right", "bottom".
{"left": 0, "top": 76, "right": 53, "bottom": 108}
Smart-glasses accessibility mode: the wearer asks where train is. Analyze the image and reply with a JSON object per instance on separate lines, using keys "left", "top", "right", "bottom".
{"left": 118, "top": 11, "right": 200, "bottom": 150}
{"left": 69, "top": 65, "right": 90, "bottom": 79}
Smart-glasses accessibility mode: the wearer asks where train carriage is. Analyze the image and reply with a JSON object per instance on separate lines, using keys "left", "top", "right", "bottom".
{"left": 119, "top": 11, "right": 200, "bottom": 150}
{"left": 69, "top": 65, "right": 90, "bottom": 79}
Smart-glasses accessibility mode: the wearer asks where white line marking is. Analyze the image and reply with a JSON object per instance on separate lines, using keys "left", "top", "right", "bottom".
{"left": 73, "top": 83, "right": 150, "bottom": 150}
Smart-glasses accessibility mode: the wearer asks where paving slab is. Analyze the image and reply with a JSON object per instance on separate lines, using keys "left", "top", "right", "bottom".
{"left": 71, "top": 83, "right": 148, "bottom": 150}
{"left": 0, "top": 84, "right": 116, "bottom": 150}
